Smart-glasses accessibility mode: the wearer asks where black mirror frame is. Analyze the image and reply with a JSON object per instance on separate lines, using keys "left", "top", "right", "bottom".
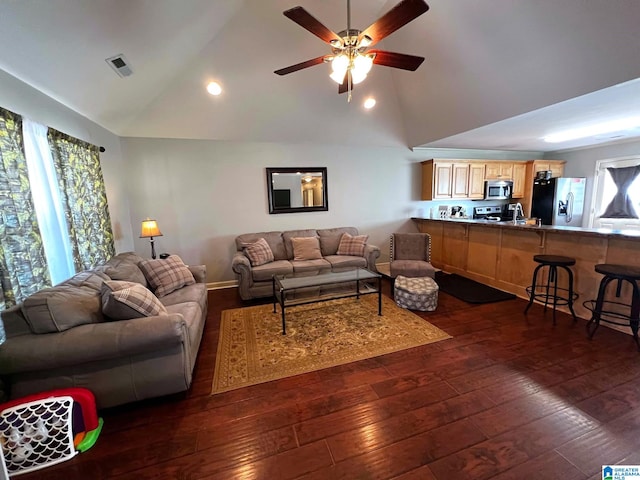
{"left": 266, "top": 167, "right": 328, "bottom": 214}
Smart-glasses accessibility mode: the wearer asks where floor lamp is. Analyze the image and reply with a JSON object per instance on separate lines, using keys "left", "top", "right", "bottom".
{"left": 140, "top": 219, "right": 163, "bottom": 259}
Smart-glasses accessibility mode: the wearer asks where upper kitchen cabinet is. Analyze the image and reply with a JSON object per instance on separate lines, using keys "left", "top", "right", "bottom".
{"left": 528, "top": 160, "right": 565, "bottom": 179}
{"left": 422, "top": 160, "right": 453, "bottom": 199}
{"left": 421, "top": 159, "right": 482, "bottom": 200}
{"left": 511, "top": 163, "right": 527, "bottom": 199}
{"left": 468, "top": 163, "right": 485, "bottom": 199}
{"left": 484, "top": 162, "right": 514, "bottom": 180}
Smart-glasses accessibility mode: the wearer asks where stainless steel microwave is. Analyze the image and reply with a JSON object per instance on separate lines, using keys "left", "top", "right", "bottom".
{"left": 484, "top": 180, "right": 513, "bottom": 200}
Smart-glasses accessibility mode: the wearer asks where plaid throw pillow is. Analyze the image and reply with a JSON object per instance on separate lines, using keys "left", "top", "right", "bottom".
{"left": 242, "top": 238, "right": 274, "bottom": 266}
{"left": 138, "top": 255, "right": 196, "bottom": 297}
{"left": 101, "top": 280, "right": 167, "bottom": 319}
{"left": 336, "top": 233, "right": 369, "bottom": 257}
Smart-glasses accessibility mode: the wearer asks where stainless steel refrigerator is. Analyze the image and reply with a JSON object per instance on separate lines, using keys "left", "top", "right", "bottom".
{"left": 531, "top": 177, "right": 586, "bottom": 226}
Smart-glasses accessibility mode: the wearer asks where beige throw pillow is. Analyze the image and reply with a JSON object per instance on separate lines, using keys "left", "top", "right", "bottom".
{"left": 101, "top": 281, "right": 167, "bottom": 319}
{"left": 138, "top": 255, "right": 196, "bottom": 297}
{"left": 242, "top": 238, "right": 275, "bottom": 266}
{"left": 291, "top": 236, "right": 322, "bottom": 261}
{"left": 336, "top": 233, "right": 369, "bottom": 257}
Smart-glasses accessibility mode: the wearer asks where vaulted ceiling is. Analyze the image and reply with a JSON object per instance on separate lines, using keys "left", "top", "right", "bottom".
{"left": 1, "top": 0, "right": 639, "bottom": 152}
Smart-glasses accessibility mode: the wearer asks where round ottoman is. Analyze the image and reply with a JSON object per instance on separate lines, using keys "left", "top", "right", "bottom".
{"left": 394, "top": 275, "right": 439, "bottom": 311}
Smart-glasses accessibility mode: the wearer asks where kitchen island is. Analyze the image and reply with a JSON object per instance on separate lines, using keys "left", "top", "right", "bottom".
{"left": 413, "top": 217, "right": 640, "bottom": 323}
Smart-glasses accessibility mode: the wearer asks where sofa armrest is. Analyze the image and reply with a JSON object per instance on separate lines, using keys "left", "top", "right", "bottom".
{"left": 364, "top": 244, "right": 381, "bottom": 273}
{"left": 232, "top": 251, "right": 250, "bottom": 270}
{"left": 0, "top": 314, "right": 188, "bottom": 375}
{"left": 232, "top": 252, "right": 255, "bottom": 300}
{"left": 188, "top": 264, "right": 207, "bottom": 284}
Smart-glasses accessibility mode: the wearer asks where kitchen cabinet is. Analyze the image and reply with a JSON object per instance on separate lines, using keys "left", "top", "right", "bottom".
{"left": 422, "top": 160, "right": 452, "bottom": 199}
{"left": 422, "top": 160, "right": 487, "bottom": 200}
{"left": 452, "top": 163, "right": 470, "bottom": 197}
{"left": 529, "top": 160, "right": 565, "bottom": 179}
{"left": 422, "top": 159, "right": 530, "bottom": 200}
{"left": 484, "top": 162, "right": 513, "bottom": 180}
{"left": 468, "top": 163, "right": 486, "bottom": 199}
{"left": 511, "top": 163, "right": 526, "bottom": 199}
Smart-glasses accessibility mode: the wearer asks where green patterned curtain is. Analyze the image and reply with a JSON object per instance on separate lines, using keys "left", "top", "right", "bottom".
{"left": 47, "top": 129, "right": 115, "bottom": 271}
{"left": 0, "top": 107, "right": 50, "bottom": 311}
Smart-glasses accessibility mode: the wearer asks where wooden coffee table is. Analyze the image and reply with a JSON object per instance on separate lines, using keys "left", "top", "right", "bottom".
{"left": 272, "top": 268, "right": 382, "bottom": 334}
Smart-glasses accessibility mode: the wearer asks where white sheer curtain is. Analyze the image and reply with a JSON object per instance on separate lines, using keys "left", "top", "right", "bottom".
{"left": 22, "top": 118, "right": 75, "bottom": 284}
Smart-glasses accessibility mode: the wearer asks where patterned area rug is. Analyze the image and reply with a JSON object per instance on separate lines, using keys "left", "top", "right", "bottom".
{"left": 211, "top": 295, "right": 451, "bottom": 394}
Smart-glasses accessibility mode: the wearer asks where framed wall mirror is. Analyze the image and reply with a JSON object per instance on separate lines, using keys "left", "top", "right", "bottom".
{"left": 266, "top": 167, "right": 328, "bottom": 214}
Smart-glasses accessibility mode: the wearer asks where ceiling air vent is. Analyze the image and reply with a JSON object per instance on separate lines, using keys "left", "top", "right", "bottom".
{"left": 105, "top": 54, "right": 133, "bottom": 78}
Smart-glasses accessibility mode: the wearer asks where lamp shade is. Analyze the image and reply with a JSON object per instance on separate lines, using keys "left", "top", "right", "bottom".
{"left": 140, "top": 219, "right": 162, "bottom": 238}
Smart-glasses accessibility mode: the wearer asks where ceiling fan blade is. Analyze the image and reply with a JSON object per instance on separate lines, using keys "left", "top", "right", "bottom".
{"left": 360, "top": 0, "right": 429, "bottom": 47}
{"left": 370, "top": 50, "right": 425, "bottom": 71}
{"left": 284, "top": 6, "right": 342, "bottom": 44}
{"left": 274, "top": 56, "right": 328, "bottom": 76}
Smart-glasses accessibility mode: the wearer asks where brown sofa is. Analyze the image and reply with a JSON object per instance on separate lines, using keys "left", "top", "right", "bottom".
{"left": 0, "top": 252, "right": 207, "bottom": 409}
{"left": 231, "top": 227, "right": 380, "bottom": 301}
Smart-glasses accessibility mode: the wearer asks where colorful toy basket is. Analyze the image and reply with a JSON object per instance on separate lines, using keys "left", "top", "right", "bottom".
{"left": 0, "top": 388, "right": 102, "bottom": 477}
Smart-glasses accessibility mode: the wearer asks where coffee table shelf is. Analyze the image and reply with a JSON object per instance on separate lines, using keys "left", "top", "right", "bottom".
{"left": 272, "top": 268, "right": 382, "bottom": 334}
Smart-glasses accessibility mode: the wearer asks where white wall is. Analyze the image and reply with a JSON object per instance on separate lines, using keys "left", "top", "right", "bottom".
{"left": 121, "top": 138, "right": 433, "bottom": 282}
{"left": 0, "top": 69, "right": 134, "bottom": 253}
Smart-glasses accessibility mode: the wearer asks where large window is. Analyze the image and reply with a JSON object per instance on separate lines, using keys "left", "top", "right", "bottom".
{"left": 589, "top": 155, "right": 640, "bottom": 230}
{"left": 0, "top": 107, "right": 114, "bottom": 314}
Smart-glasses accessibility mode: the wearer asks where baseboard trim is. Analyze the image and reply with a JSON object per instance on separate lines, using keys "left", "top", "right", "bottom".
{"left": 207, "top": 280, "right": 238, "bottom": 290}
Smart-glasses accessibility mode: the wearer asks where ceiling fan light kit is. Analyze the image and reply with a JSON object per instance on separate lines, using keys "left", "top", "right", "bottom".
{"left": 275, "top": 0, "right": 429, "bottom": 101}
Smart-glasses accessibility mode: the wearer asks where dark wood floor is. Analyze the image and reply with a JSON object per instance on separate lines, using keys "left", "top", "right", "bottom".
{"left": 20, "top": 280, "right": 640, "bottom": 480}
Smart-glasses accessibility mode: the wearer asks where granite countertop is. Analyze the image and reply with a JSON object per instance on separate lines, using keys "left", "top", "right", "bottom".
{"left": 411, "top": 217, "right": 640, "bottom": 240}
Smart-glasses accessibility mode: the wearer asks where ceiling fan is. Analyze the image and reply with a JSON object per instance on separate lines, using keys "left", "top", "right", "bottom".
{"left": 274, "top": 0, "right": 429, "bottom": 100}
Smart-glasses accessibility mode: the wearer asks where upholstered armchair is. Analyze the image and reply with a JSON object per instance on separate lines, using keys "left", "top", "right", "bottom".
{"left": 389, "top": 233, "right": 436, "bottom": 279}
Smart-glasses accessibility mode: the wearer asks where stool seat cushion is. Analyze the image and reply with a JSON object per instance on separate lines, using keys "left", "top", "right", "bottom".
{"left": 533, "top": 255, "right": 576, "bottom": 266}
{"left": 595, "top": 264, "right": 640, "bottom": 280}
{"left": 394, "top": 276, "right": 439, "bottom": 311}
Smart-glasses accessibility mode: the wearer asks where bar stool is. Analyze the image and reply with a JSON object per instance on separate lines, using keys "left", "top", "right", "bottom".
{"left": 584, "top": 264, "right": 640, "bottom": 351}
{"left": 524, "top": 254, "right": 578, "bottom": 324}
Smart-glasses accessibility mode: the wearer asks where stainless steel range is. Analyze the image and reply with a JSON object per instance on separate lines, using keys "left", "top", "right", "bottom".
{"left": 473, "top": 206, "right": 502, "bottom": 221}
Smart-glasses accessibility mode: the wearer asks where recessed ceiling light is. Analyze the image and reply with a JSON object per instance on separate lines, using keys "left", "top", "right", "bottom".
{"left": 543, "top": 117, "right": 640, "bottom": 143}
{"left": 206, "top": 81, "right": 222, "bottom": 96}
{"left": 364, "top": 97, "right": 376, "bottom": 109}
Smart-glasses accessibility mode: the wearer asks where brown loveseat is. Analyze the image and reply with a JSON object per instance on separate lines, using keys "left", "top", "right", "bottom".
{"left": 231, "top": 227, "right": 380, "bottom": 301}
{"left": 0, "top": 252, "right": 207, "bottom": 409}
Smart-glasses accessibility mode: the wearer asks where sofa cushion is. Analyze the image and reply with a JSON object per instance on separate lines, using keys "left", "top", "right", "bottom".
{"left": 101, "top": 281, "right": 167, "bottom": 320}
{"left": 161, "top": 283, "right": 207, "bottom": 315}
{"left": 283, "top": 230, "right": 318, "bottom": 259}
{"left": 139, "top": 255, "right": 196, "bottom": 297}
{"left": 317, "top": 227, "right": 359, "bottom": 256}
{"left": 324, "top": 255, "right": 367, "bottom": 271}
{"left": 64, "top": 270, "right": 110, "bottom": 290}
{"left": 236, "top": 231, "right": 287, "bottom": 261}
{"left": 22, "top": 275, "right": 106, "bottom": 334}
{"left": 336, "top": 233, "right": 369, "bottom": 257}
{"left": 95, "top": 252, "right": 148, "bottom": 287}
{"left": 291, "top": 236, "right": 322, "bottom": 261}
{"left": 242, "top": 238, "right": 275, "bottom": 266}
{"left": 252, "top": 260, "right": 294, "bottom": 282}
{"left": 291, "top": 259, "right": 332, "bottom": 274}
{"left": 318, "top": 235, "right": 342, "bottom": 256}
